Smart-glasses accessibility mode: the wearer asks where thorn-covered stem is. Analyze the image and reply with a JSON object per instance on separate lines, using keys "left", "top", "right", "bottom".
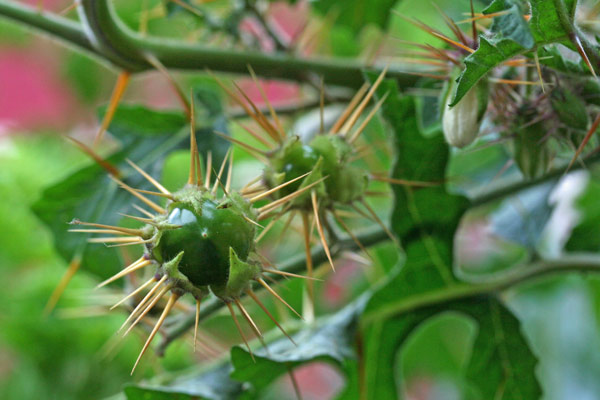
{"left": 0, "top": 1, "right": 417, "bottom": 88}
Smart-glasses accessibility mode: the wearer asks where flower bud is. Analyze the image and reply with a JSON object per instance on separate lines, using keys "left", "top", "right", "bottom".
{"left": 442, "top": 83, "right": 486, "bottom": 148}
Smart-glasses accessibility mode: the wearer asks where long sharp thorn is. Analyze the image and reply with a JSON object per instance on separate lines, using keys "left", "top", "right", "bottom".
{"left": 131, "top": 292, "right": 179, "bottom": 375}
{"left": 208, "top": 70, "right": 278, "bottom": 143}
{"left": 263, "top": 269, "right": 322, "bottom": 281}
{"left": 205, "top": 151, "right": 212, "bottom": 189}
{"left": 243, "top": 215, "right": 263, "bottom": 229}
{"left": 249, "top": 172, "right": 311, "bottom": 203}
{"left": 247, "top": 65, "right": 285, "bottom": 139}
{"left": 331, "top": 83, "right": 369, "bottom": 134}
{"left": 258, "top": 176, "right": 328, "bottom": 215}
{"left": 246, "top": 290, "right": 296, "bottom": 346}
{"left": 311, "top": 191, "right": 335, "bottom": 271}
{"left": 118, "top": 213, "right": 154, "bottom": 224}
{"left": 96, "top": 258, "right": 151, "bottom": 289}
{"left": 232, "top": 82, "right": 281, "bottom": 143}
{"left": 124, "top": 284, "right": 172, "bottom": 337}
{"left": 111, "top": 277, "right": 156, "bottom": 310}
{"left": 234, "top": 120, "right": 273, "bottom": 148}
{"left": 533, "top": 52, "right": 545, "bottom": 93}
{"left": 133, "top": 188, "right": 174, "bottom": 200}
{"left": 144, "top": 52, "right": 191, "bottom": 116}
{"left": 119, "top": 275, "right": 167, "bottom": 332}
{"left": 361, "top": 199, "right": 397, "bottom": 244}
{"left": 69, "top": 220, "right": 144, "bottom": 236}
{"left": 574, "top": 34, "right": 597, "bottom": 78}
{"left": 348, "top": 92, "right": 389, "bottom": 144}
{"left": 225, "top": 151, "right": 234, "bottom": 194}
{"left": 470, "top": 0, "right": 477, "bottom": 43}
{"left": 320, "top": 76, "right": 325, "bottom": 134}
{"left": 66, "top": 137, "right": 121, "bottom": 177}
{"left": 332, "top": 209, "right": 373, "bottom": 260}
{"left": 110, "top": 176, "right": 166, "bottom": 214}
{"left": 44, "top": 256, "right": 81, "bottom": 315}
{"left": 234, "top": 298, "right": 266, "bottom": 345}
{"left": 212, "top": 148, "right": 232, "bottom": 195}
{"left": 88, "top": 237, "right": 143, "bottom": 244}
{"left": 94, "top": 71, "right": 131, "bottom": 147}
{"left": 133, "top": 204, "right": 155, "bottom": 218}
{"left": 226, "top": 302, "right": 255, "bottom": 361}
{"left": 213, "top": 131, "right": 268, "bottom": 162}
{"left": 194, "top": 298, "right": 201, "bottom": 353}
{"left": 69, "top": 229, "right": 128, "bottom": 234}
{"left": 126, "top": 159, "right": 171, "bottom": 195}
{"left": 340, "top": 66, "right": 389, "bottom": 135}
{"left": 301, "top": 212, "right": 315, "bottom": 309}
{"left": 189, "top": 96, "right": 199, "bottom": 185}
{"left": 568, "top": 113, "right": 600, "bottom": 172}
{"left": 370, "top": 174, "right": 439, "bottom": 187}
{"left": 257, "top": 278, "right": 303, "bottom": 320}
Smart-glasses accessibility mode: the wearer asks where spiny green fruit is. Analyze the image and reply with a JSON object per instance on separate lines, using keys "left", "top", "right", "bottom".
{"left": 264, "top": 135, "right": 368, "bottom": 209}
{"left": 150, "top": 189, "right": 257, "bottom": 295}
{"left": 72, "top": 127, "right": 304, "bottom": 374}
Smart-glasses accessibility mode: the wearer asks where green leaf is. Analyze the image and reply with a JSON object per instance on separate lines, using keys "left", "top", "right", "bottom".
{"left": 375, "top": 78, "right": 469, "bottom": 289}
{"left": 566, "top": 173, "right": 600, "bottom": 252}
{"left": 230, "top": 296, "right": 368, "bottom": 394}
{"left": 485, "top": 0, "right": 534, "bottom": 49}
{"left": 363, "top": 289, "right": 540, "bottom": 399}
{"left": 450, "top": 0, "right": 573, "bottom": 106}
{"left": 368, "top": 79, "right": 540, "bottom": 398}
{"left": 459, "top": 298, "right": 540, "bottom": 399}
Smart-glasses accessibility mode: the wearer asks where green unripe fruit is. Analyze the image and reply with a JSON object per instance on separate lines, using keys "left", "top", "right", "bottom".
{"left": 265, "top": 135, "right": 368, "bottom": 209}
{"left": 153, "top": 198, "right": 255, "bottom": 287}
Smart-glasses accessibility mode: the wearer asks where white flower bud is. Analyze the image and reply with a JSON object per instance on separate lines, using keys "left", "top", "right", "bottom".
{"left": 442, "top": 87, "right": 481, "bottom": 148}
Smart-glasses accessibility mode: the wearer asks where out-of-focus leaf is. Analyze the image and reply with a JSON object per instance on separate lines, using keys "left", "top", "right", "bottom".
{"left": 566, "top": 174, "right": 600, "bottom": 252}
{"left": 490, "top": 181, "right": 555, "bottom": 250}
{"left": 312, "top": 0, "right": 397, "bottom": 32}
{"left": 374, "top": 78, "right": 468, "bottom": 292}
{"left": 450, "top": 0, "right": 574, "bottom": 106}
{"left": 124, "top": 364, "right": 244, "bottom": 400}
{"left": 363, "top": 284, "right": 540, "bottom": 399}
{"left": 230, "top": 296, "right": 368, "bottom": 394}
{"left": 366, "top": 79, "right": 540, "bottom": 398}
{"left": 486, "top": 0, "right": 534, "bottom": 48}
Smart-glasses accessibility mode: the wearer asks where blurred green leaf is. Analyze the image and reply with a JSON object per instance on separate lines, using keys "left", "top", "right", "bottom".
{"left": 230, "top": 296, "right": 367, "bottom": 394}
{"left": 566, "top": 173, "right": 600, "bottom": 252}
{"left": 312, "top": 0, "right": 397, "bottom": 32}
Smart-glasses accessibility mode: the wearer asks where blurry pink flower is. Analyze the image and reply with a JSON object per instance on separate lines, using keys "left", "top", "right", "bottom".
{"left": 0, "top": 47, "right": 77, "bottom": 131}
{"left": 281, "top": 362, "right": 344, "bottom": 400}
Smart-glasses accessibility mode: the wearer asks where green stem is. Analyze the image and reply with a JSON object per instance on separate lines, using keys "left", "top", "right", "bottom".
{"left": 363, "top": 253, "right": 600, "bottom": 323}
{"left": 0, "top": 1, "right": 96, "bottom": 54}
{"left": 0, "top": 0, "right": 417, "bottom": 88}
{"left": 553, "top": 0, "right": 600, "bottom": 71}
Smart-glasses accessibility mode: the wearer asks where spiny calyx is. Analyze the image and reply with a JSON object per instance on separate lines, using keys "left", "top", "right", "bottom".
{"left": 150, "top": 189, "right": 258, "bottom": 296}
{"left": 265, "top": 135, "right": 368, "bottom": 209}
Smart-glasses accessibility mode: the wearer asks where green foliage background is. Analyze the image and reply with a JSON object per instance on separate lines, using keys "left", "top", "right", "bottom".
{"left": 2, "top": 0, "right": 600, "bottom": 399}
